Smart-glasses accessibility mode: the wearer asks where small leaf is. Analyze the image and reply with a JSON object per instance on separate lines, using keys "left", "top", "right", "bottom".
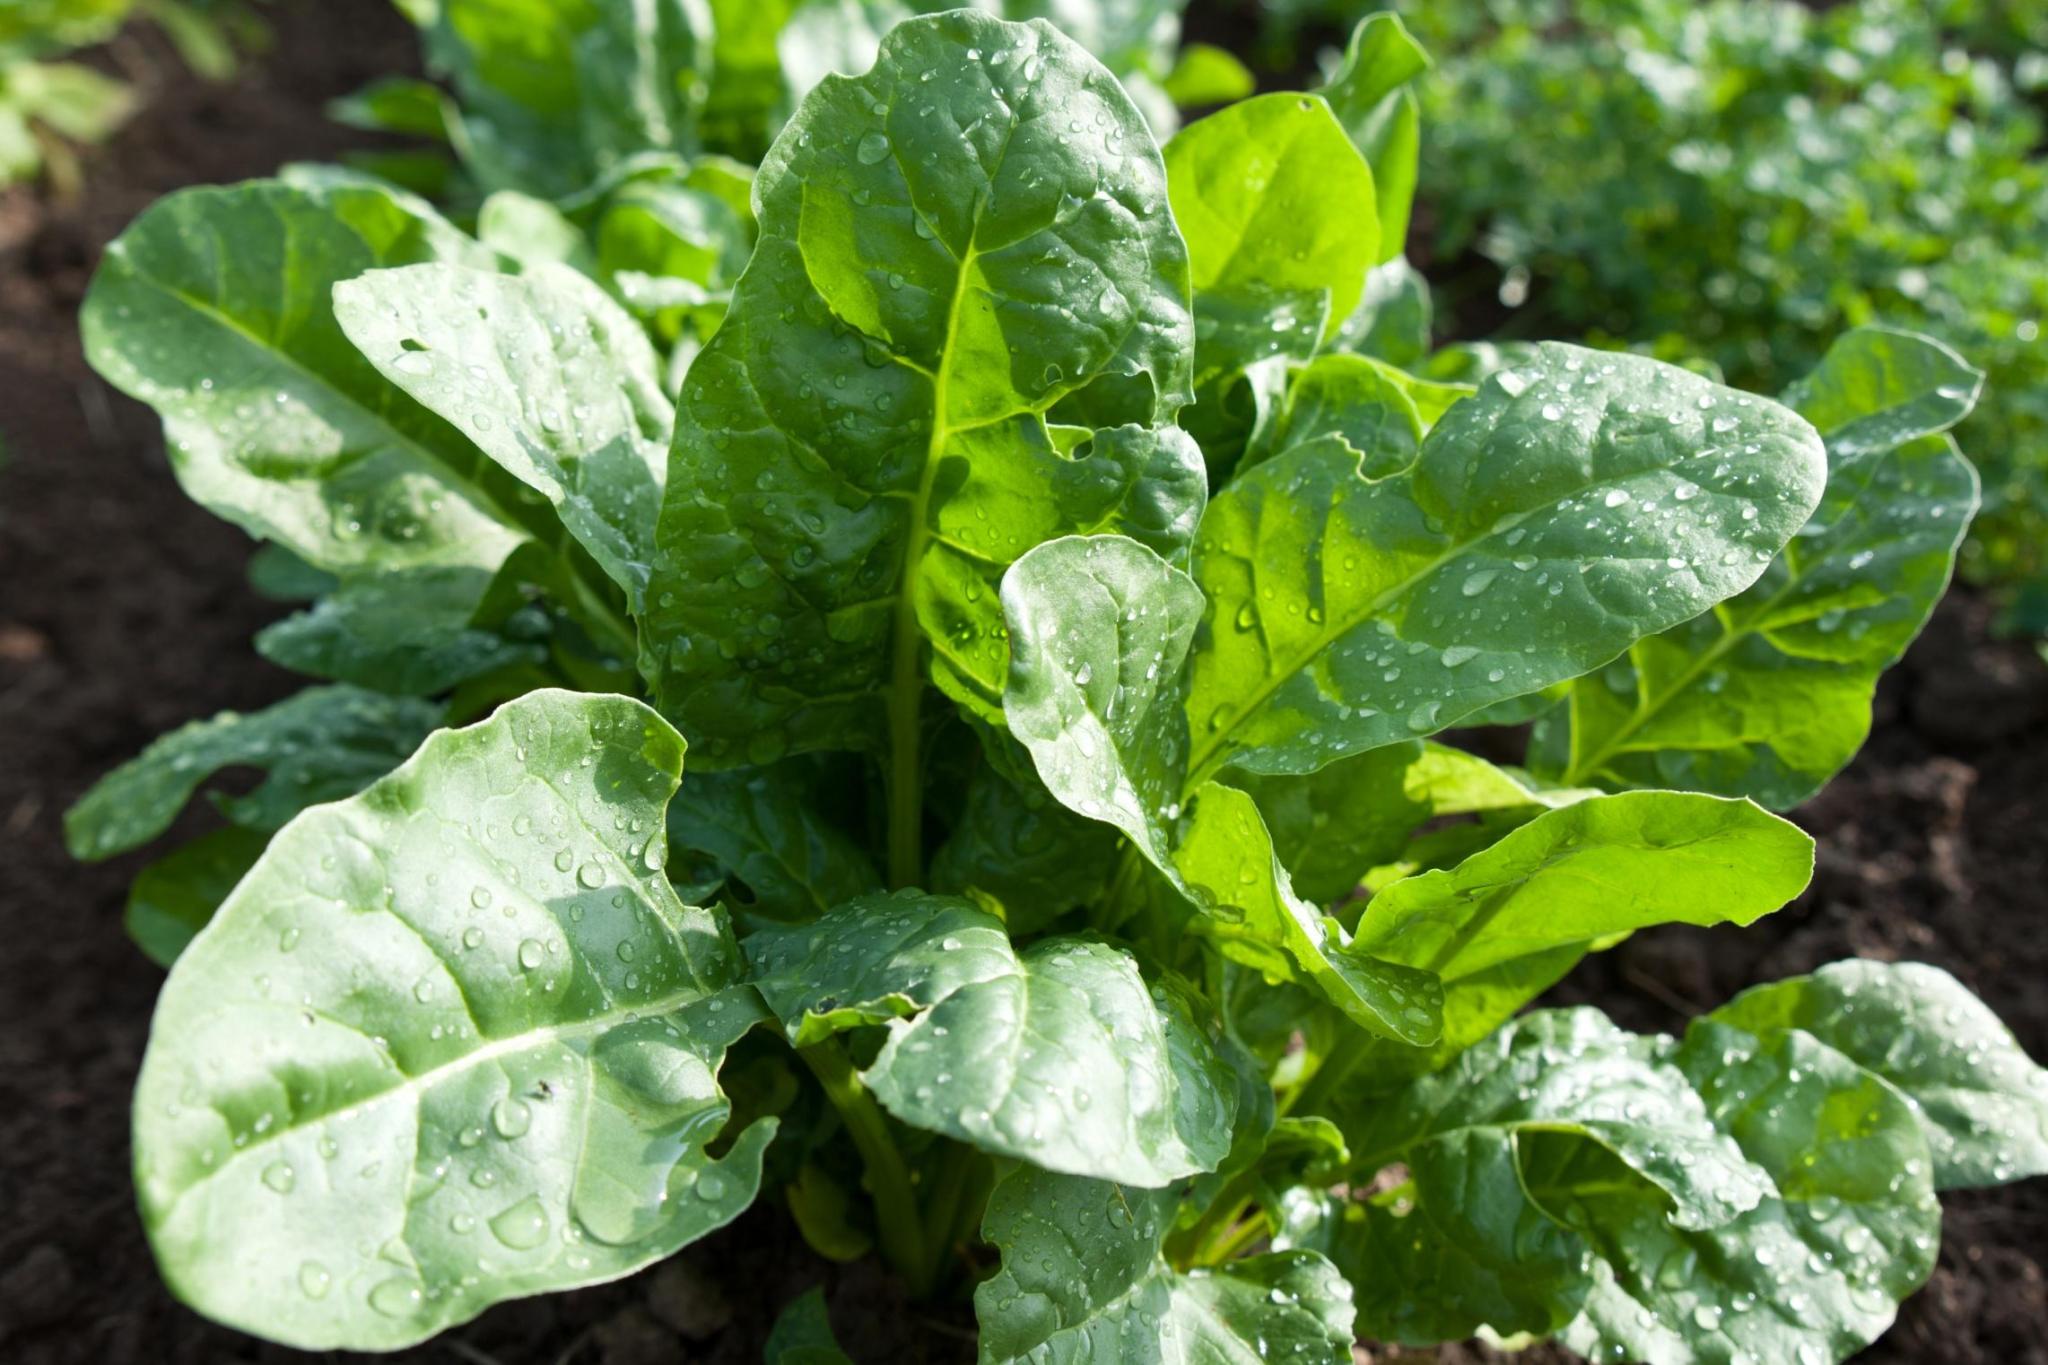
{"left": 766, "top": 1286, "right": 854, "bottom": 1365}
{"left": 66, "top": 686, "right": 443, "bottom": 860}
{"left": 255, "top": 566, "right": 543, "bottom": 697}
{"left": 976, "top": 1164, "right": 1356, "bottom": 1365}
{"left": 1318, "top": 13, "right": 1430, "bottom": 262}
{"left": 124, "top": 827, "right": 270, "bottom": 969}
{"left": 748, "top": 891, "right": 1237, "bottom": 1186}
{"left": 132, "top": 691, "right": 774, "bottom": 1350}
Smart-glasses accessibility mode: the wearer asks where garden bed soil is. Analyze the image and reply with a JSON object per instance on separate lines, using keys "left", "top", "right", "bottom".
{"left": 2, "top": 5, "right": 2045, "bottom": 1362}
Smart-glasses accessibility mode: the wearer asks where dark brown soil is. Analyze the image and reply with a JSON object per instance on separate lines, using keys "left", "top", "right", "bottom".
{"left": 2, "top": 5, "right": 2044, "bottom": 1364}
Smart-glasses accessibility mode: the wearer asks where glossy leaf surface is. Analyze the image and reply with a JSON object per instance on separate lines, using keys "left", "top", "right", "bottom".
{"left": 1185, "top": 343, "right": 1827, "bottom": 782}
{"left": 133, "top": 691, "right": 773, "bottom": 1349}
{"left": 749, "top": 891, "right": 1235, "bottom": 1185}
{"left": 1534, "top": 329, "right": 1981, "bottom": 807}
{"left": 644, "top": 11, "right": 1193, "bottom": 764}
{"left": 975, "top": 1164, "right": 1355, "bottom": 1364}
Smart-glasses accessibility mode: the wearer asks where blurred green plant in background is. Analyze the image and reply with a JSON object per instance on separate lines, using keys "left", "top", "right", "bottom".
{"left": 1251, "top": 0, "right": 2048, "bottom": 620}
{"left": 1, "top": 0, "right": 266, "bottom": 191}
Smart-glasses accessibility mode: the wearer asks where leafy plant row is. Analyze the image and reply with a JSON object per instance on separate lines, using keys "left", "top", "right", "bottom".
{"left": 1398, "top": 0, "right": 2048, "bottom": 620}
{"left": 69, "top": 7, "right": 2048, "bottom": 1361}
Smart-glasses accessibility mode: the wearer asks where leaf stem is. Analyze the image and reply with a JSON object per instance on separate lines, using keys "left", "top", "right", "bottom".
{"left": 798, "top": 1041, "right": 930, "bottom": 1290}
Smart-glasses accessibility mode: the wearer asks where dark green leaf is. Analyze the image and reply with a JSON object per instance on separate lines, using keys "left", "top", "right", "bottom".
{"left": 66, "top": 686, "right": 443, "bottom": 860}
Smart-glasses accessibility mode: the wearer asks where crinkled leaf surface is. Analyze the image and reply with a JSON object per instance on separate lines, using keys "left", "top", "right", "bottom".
{"left": 66, "top": 686, "right": 443, "bottom": 860}
{"left": 335, "top": 262, "right": 674, "bottom": 610}
{"left": 644, "top": 11, "right": 1194, "bottom": 765}
{"left": 1534, "top": 329, "right": 1981, "bottom": 807}
{"left": 1712, "top": 960, "right": 2048, "bottom": 1189}
{"left": 975, "top": 1164, "right": 1355, "bottom": 1364}
{"left": 132, "top": 691, "right": 773, "bottom": 1350}
{"left": 747, "top": 891, "right": 1235, "bottom": 1185}
{"left": 1325, "top": 1009, "right": 1771, "bottom": 1344}
{"left": 1185, "top": 343, "right": 1827, "bottom": 782}
{"left": 1558, "top": 1020, "right": 1941, "bottom": 1365}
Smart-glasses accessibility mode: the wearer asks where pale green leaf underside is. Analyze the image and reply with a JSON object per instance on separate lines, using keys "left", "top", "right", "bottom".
{"left": 66, "top": 685, "right": 443, "bottom": 860}
{"left": 976, "top": 1165, "right": 1356, "bottom": 1364}
{"left": 752, "top": 891, "right": 1237, "bottom": 1186}
{"left": 1353, "top": 790, "right": 1815, "bottom": 982}
{"left": 644, "top": 11, "right": 1193, "bottom": 763}
{"left": 132, "top": 691, "right": 772, "bottom": 1350}
{"left": 335, "top": 262, "right": 674, "bottom": 611}
{"left": 1185, "top": 341, "right": 1828, "bottom": 782}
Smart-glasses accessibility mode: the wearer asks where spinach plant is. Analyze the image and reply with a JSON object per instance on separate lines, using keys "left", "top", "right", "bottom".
{"left": 73, "top": 11, "right": 2048, "bottom": 1360}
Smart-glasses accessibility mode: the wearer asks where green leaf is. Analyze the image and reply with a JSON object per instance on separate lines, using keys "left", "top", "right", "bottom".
{"left": 81, "top": 175, "right": 532, "bottom": 586}
{"left": 1246, "top": 352, "right": 1424, "bottom": 479}
{"left": 1001, "top": 535, "right": 1440, "bottom": 1044}
{"left": 665, "top": 758, "right": 882, "bottom": 921}
{"left": 1535, "top": 328, "right": 1982, "bottom": 807}
{"left": 1557, "top": 1020, "right": 1941, "bottom": 1365}
{"left": 1711, "top": 960, "right": 2048, "bottom": 1189}
{"left": 1237, "top": 740, "right": 1568, "bottom": 906}
{"left": 255, "top": 566, "right": 543, "bottom": 697}
{"left": 766, "top": 1286, "right": 853, "bottom": 1365}
{"left": 746, "top": 890, "right": 1015, "bottom": 1047}
{"left": 1166, "top": 92, "right": 1378, "bottom": 383}
{"left": 1335, "top": 258, "right": 1433, "bottom": 370}
{"left": 1170, "top": 781, "right": 1443, "bottom": 1045}
{"left": 1328, "top": 1009, "right": 1773, "bottom": 1343}
{"left": 1162, "top": 42, "right": 1255, "bottom": 107}
{"left": 1353, "top": 791, "right": 1814, "bottom": 984}
{"left": 65, "top": 686, "right": 443, "bottom": 860}
{"left": 930, "top": 748, "right": 1123, "bottom": 934}
{"left": 132, "top": 690, "right": 774, "bottom": 1350}
{"left": 975, "top": 1164, "right": 1356, "bottom": 1365}
{"left": 335, "top": 262, "right": 674, "bottom": 610}
{"left": 1781, "top": 325, "right": 1986, "bottom": 459}
{"left": 124, "top": 826, "right": 270, "bottom": 969}
{"left": 643, "top": 11, "right": 1194, "bottom": 766}
{"left": 425, "top": 0, "right": 710, "bottom": 198}
{"left": 1318, "top": 13, "right": 1430, "bottom": 262}
{"left": 1185, "top": 343, "right": 1828, "bottom": 783}
{"left": 747, "top": 891, "right": 1236, "bottom": 1184}
{"left": 1002, "top": 534, "right": 1204, "bottom": 877}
